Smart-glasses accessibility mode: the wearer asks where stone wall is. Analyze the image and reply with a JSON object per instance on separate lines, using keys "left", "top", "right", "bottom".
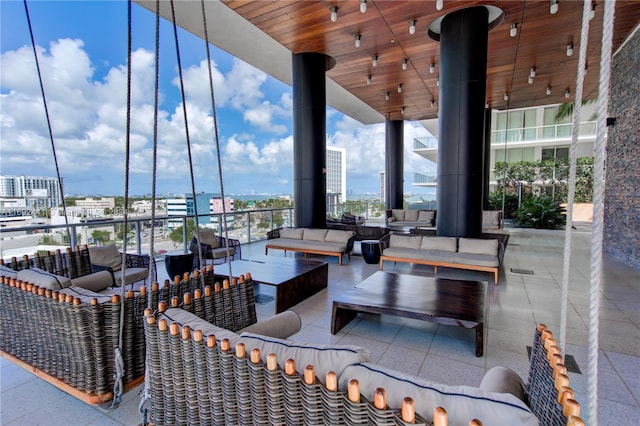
{"left": 604, "top": 27, "right": 640, "bottom": 269}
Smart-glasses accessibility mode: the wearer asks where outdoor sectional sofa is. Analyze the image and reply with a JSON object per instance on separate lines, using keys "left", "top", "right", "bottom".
{"left": 380, "top": 231, "right": 509, "bottom": 284}
{"left": 144, "top": 307, "right": 583, "bottom": 426}
{"left": 266, "top": 227, "right": 356, "bottom": 265}
{"left": 385, "top": 208, "right": 436, "bottom": 229}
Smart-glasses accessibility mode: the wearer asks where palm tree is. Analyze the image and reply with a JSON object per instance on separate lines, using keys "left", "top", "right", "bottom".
{"left": 555, "top": 99, "right": 597, "bottom": 121}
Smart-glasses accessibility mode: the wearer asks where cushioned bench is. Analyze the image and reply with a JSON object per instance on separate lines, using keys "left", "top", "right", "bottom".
{"left": 385, "top": 208, "right": 436, "bottom": 229}
{"left": 380, "top": 232, "right": 509, "bottom": 284}
{"left": 144, "top": 308, "right": 583, "bottom": 425}
{"left": 266, "top": 228, "right": 356, "bottom": 265}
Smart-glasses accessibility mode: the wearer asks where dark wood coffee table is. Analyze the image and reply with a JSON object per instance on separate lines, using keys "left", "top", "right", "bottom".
{"left": 215, "top": 257, "right": 328, "bottom": 314}
{"left": 331, "top": 271, "right": 486, "bottom": 356}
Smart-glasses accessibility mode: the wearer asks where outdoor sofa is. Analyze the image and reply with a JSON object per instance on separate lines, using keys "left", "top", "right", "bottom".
{"left": 385, "top": 208, "right": 436, "bottom": 229}
{"left": 144, "top": 306, "right": 583, "bottom": 426}
{"left": 266, "top": 227, "right": 356, "bottom": 265}
{"left": 380, "top": 231, "right": 509, "bottom": 284}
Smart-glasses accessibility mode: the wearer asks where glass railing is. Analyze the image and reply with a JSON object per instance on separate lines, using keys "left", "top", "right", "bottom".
{"left": 0, "top": 207, "right": 294, "bottom": 261}
{"left": 414, "top": 136, "right": 438, "bottom": 149}
{"left": 413, "top": 172, "right": 437, "bottom": 184}
{"left": 492, "top": 121, "right": 597, "bottom": 144}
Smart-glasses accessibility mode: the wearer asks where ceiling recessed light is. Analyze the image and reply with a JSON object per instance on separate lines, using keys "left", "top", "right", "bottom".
{"left": 409, "top": 20, "right": 416, "bottom": 35}
{"left": 330, "top": 6, "right": 338, "bottom": 22}
{"left": 504, "top": 93, "right": 509, "bottom": 101}
{"left": 360, "top": 0, "right": 367, "bottom": 13}
{"left": 367, "top": 75, "right": 371, "bottom": 85}
{"left": 565, "top": 88, "right": 571, "bottom": 98}
{"left": 429, "top": 63, "right": 436, "bottom": 74}
{"left": 566, "top": 43, "right": 574, "bottom": 56}
{"left": 436, "top": 0, "right": 444, "bottom": 11}
{"left": 546, "top": 86, "right": 552, "bottom": 95}
{"left": 372, "top": 55, "right": 378, "bottom": 67}
{"left": 550, "top": 0, "right": 559, "bottom": 15}
{"left": 355, "top": 34, "right": 361, "bottom": 48}
{"left": 385, "top": 92, "right": 390, "bottom": 101}
{"left": 402, "top": 59, "right": 408, "bottom": 71}
{"left": 530, "top": 67, "right": 536, "bottom": 78}
{"left": 397, "top": 83, "right": 403, "bottom": 93}
{"left": 510, "top": 23, "right": 518, "bottom": 37}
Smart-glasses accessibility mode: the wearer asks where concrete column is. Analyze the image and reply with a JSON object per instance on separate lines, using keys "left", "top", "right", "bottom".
{"left": 385, "top": 118, "right": 404, "bottom": 210}
{"left": 436, "top": 6, "right": 489, "bottom": 237}
{"left": 292, "top": 53, "right": 335, "bottom": 228}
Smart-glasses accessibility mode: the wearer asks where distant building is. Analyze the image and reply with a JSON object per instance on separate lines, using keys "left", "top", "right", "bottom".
{"left": 0, "top": 175, "right": 62, "bottom": 211}
{"left": 326, "top": 146, "right": 346, "bottom": 203}
{"left": 75, "top": 197, "right": 115, "bottom": 209}
{"left": 166, "top": 193, "right": 234, "bottom": 230}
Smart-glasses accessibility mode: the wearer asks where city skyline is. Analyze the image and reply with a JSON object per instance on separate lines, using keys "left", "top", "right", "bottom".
{"left": 0, "top": 1, "right": 436, "bottom": 198}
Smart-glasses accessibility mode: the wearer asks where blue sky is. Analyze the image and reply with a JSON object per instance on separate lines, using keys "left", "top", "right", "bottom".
{"left": 1, "top": 0, "right": 435, "bottom": 197}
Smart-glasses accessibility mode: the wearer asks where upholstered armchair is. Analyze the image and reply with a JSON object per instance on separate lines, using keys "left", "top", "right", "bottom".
{"left": 88, "top": 244, "right": 156, "bottom": 287}
{"left": 190, "top": 229, "right": 241, "bottom": 266}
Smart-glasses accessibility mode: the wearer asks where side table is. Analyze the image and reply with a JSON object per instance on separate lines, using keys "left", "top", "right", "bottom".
{"left": 164, "top": 251, "right": 194, "bottom": 280}
{"left": 361, "top": 240, "right": 381, "bottom": 264}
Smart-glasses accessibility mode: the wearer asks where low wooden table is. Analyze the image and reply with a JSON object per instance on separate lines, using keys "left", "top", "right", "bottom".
{"left": 215, "top": 257, "right": 328, "bottom": 314}
{"left": 331, "top": 271, "right": 486, "bottom": 356}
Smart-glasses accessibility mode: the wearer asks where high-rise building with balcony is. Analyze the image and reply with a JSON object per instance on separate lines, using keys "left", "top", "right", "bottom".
{"left": 326, "top": 146, "right": 346, "bottom": 203}
{"left": 0, "top": 175, "right": 63, "bottom": 211}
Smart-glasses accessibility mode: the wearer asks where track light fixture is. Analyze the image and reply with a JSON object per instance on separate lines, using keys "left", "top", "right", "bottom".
{"left": 385, "top": 92, "right": 390, "bottom": 101}
{"left": 566, "top": 43, "right": 573, "bottom": 56}
{"left": 530, "top": 67, "right": 536, "bottom": 78}
{"left": 436, "top": 0, "right": 444, "bottom": 11}
{"left": 590, "top": 3, "right": 596, "bottom": 20}
{"left": 565, "top": 88, "right": 571, "bottom": 98}
{"left": 550, "top": 0, "right": 559, "bottom": 15}
{"left": 360, "top": 0, "right": 367, "bottom": 13}
{"left": 429, "top": 63, "right": 436, "bottom": 74}
{"left": 431, "top": 99, "right": 436, "bottom": 108}
{"left": 397, "top": 83, "right": 403, "bottom": 93}
{"left": 504, "top": 93, "right": 509, "bottom": 101}
{"left": 372, "top": 55, "right": 378, "bottom": 67}
{"left": 367, "top": 75, "right": 372, "bottom": 85}
{"left": 510, "top": 23, "right": 518, "bottom": 37}
{"left": 528, "top": 76, "right": 534, "bottom": 85}
{"left": 409, "top": 20, "right": 416, "bottom": 35}
{"left": 546, "top": 86, "right": 552, "bottom": 95}
{"left": 401, "top": 106, "right": 405, "bottom": 115}
{"left": 402, "top": 59, "right": 408, "bottom": 71}
{"left": 330, "top": 6, "right": 338, "bottom": 22}
{"left": 355, "top": 34, "right": 361, "bottom": 48}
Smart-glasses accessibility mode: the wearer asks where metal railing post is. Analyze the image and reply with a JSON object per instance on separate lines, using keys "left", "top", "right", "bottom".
{"left": 70, "top": 224, "right": 78, "bottom": 248}
{"left": 134, "top": 221, "right": 142, "bottom": 255}
{"left": 182, "top": 217, "right": 188, "bottom": 252}
{"left": 246, "top": 212, "right": 251, "bottom": 243}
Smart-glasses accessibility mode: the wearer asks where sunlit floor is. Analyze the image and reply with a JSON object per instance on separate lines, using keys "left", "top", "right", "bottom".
{"left": 1, "top": 225, "right": 639, "bottom": 425}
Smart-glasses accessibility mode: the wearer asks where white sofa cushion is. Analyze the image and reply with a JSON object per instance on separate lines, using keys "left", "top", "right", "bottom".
{"left": 303, "top": 228, "right": 328, "bottom": 242}
{"left": 279, "top": 228, "right": 304, "bottom": 240}
{"left": 339, "top": 363, "right": 538, "bottom": 426}
{"left": 418, "top": 210, "right": 435, "bottom": 223}
{"left": 404, "top": 209, "right": 420, "bottom": 221}
{"left": 420, "top": 236, "right": 457, "bottom": 252}
{"left": 89, "top": 244, "right": 123, "bottom": 271}
{"left": 391, "top": 209, "right": 405, "bottom": 221}
{"left": 17, "top": 267, "right": 72, "bottom": 290}
{"left": 237, "top": 332, "right": 370, "bottom": 380}
{"left": 458, "top": 238, "right": 499, "bottom": 256}
{"left": 325, "top": 229, "right": 354, "bottom": 244}
{"left": 389, "top": 234, "right": 422, "bottom": 249}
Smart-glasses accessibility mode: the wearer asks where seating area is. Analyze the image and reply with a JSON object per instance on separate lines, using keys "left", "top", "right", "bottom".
{"left": 326, "top": 211, "right": 365, "bottom": 225}
{"left": 190, "top": 229, "right": 241, "bottom": 266}
{"left": 2, "top": 227, "right": 639, "bottom": 425}
{"left": 265, "top": 227, "right": 356, "bottom": 265}
{"left": 385, "top": 208, "right": 436, "bottom": 229}
{"left": 380, "top": 231, "right": 509, "bottom": 284}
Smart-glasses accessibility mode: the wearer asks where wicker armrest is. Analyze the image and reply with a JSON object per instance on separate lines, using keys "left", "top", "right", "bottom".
{"left": 379, "top": 233, "right": 392, "bottom": 250}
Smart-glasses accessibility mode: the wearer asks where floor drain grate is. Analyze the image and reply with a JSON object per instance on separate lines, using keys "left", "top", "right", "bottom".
{"left": 255, "top": 294, "right": 274, "bottom": 305}
{"left": 527, "top": 346, "right": 581, "bottom": 374}
{"left": 511, "top": 268, "right": 535, "bottom": 275}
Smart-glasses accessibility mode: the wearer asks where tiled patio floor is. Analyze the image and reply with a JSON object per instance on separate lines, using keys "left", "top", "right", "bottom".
{"left": 1, "top": 226, "right": 639, "bottom": 425}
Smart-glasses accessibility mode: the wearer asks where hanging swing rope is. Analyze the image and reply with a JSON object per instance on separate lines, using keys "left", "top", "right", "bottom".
{"left": 560, "top": 0, "right": 593, "bottom": 356}
{"left": 22, "top": 0, "right": 72, "bottom": 246}
{"left": 110, "top": 0, "right": 134, "bottom": 409}
{"left": 200, "top": 0, "right": 233, "bottom": 282}
{"left": 138, "top": 1, "right": 162, "bottom": 422}
{"left": 500, "top": 1, "right": 528, "bottom": 216}
{"left": 587, "top": 2, "right": 616, "bottom": 424}
{"left": 168, "top": 0, "right": 205, "bottom": 275}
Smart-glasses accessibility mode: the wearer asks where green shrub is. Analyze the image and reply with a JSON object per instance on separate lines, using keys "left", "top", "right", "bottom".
{"left": 514, "top": 196, "right": 566, "bottom": 229}
{"left": 488, "top": 191, "right": 519, "bottom": 219}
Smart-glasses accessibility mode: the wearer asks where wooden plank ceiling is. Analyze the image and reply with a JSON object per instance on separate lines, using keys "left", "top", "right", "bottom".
{"left": 222, "top": 0, "right": 639, "bottom": 122}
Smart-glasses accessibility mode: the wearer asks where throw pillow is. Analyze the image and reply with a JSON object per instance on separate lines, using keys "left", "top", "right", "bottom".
{"left": 325, "top": 230, "right": 353, "bottom": 244}
{"left": 199, "top": 229, "right": 220, "bottom": 249}
{"left": 17, "top": 267, "right": 71, "bottom": 290}
{"left": 418, "top": 210, "right": 435, "bottom": 224}
{"left": 420, "top": 236, "right": 457, "bottom": 252}
{"left": 458, "top": 238, "right": 499, "bottom": 255}
{"left": 280, "top": 228, "right": 304, "bottom": 239}
{"left": 391, "top": 209, "right": 405, "bottom": 221}
{"left": 70, "top": 270, "right": 114, "bottom": 292}
{"left": 89, "top": 244, "right": 123, "bottom": 271}
{"left": 303, "top": 228, "right": 328, "bottom": 242}
{"left": 404, "top": 209, "right": 420, "bottom": 221}
{"left": 389, "top": 234, "right": 422, "bottom": 249}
